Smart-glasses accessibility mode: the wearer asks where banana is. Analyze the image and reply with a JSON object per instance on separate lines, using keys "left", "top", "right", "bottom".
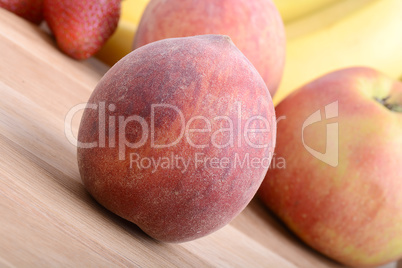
{"left": 285, "top": 0, "right": 375, "bottom": 40}
{"left": 274, "top": 0, "right": 402, "bottom": 105}
{"left": 273, "top": 0, "right": 339, "bottom": 23}
{"left": 95, "top": 0, "right": 150, "bottom": 66}
{"left": 121, "top": 0, "right": 150, "bottom": 24}
{"left": 95, "top": 20, "right": 137, "bottom": 66}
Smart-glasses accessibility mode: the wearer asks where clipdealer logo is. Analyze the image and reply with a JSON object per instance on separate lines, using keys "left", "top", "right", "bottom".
{"left": 64, "top": 101, "right": 338, "bottom": 170}
{"left": 64, "top": 101, "right": 284, "bottom": 171}
{"left": 302, "top": 101, "right": 339, "bottom": 167}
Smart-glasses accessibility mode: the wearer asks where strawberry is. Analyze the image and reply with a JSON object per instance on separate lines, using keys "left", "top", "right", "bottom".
{"left": 0, "top": 0, "right": 44, "bottom": 24}
{"left": 43, "top": 0, "right": 121, "bottom": 60}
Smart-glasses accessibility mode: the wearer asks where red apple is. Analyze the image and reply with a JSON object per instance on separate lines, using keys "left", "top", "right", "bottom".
{"left": 259, "top": 67, "right": 402, "bottom": 267}
{"left": 77, "top": 35, "right": 276, "bottom": 243}
{"left": 132, "top": 0, "right": 286, "bottom": 98}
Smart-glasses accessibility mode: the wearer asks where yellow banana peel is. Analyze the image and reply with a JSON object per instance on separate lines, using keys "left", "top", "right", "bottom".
{"left": 273, "top": 0, "right": 339, "bottom": 23}
{"left": 285, "top": 0, "right": 375, "bottom": 40}
{"left": 274, "top": 0, "right": 402, "bottom": 105}
{"left": 96, "top": 20, "right": 137, "bottom": 66}
{"left": 121, "top": 0, "right": 150, "bottom": 24}
{"left": 96, "top": 0, "right": 150, "bottom": 66}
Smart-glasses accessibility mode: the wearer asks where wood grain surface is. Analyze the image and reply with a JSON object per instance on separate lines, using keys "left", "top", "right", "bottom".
{"left": 0, "top": 8, "right": 399, "bottom": 268}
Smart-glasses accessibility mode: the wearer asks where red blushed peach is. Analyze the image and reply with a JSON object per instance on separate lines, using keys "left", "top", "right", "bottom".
{"left": 78, "top": 35, "right": 276, "bottom": 243}
{"left": 133, "top": 0, "right": 286, "bottom": 98}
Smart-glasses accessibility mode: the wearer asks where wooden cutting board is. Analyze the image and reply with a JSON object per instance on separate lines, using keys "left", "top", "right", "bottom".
{"left": 0, "top": 8, "right": 396, "bottom": 268}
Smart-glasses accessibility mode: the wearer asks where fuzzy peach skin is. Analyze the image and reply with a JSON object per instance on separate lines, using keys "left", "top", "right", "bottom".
{"left": 132, "top": 0, "right": 286, "bottom": 98}
{"left": 78, "top": 35, "right": 276, "bottom": 243}
{"left": 259, "top": 67, "right": 402, "bottom": 267}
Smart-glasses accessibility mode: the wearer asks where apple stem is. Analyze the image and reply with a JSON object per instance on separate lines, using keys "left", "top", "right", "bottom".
{"left": 375, "top": 96, "right": 402, "bottom": 113}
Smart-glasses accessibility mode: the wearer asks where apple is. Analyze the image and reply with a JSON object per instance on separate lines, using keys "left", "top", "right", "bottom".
{"left": 132, "top": 0, "right": 286, "bottom": 98}
{"left": 258, "top": 66, "right": 402, "bottom": 267}
{"left": 77, "top": 35, "right": 276, "bottom": 243}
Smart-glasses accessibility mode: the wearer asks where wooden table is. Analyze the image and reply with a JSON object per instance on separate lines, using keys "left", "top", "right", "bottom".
{"left": 0, "top": 8, "right": 398, "bottom": 268}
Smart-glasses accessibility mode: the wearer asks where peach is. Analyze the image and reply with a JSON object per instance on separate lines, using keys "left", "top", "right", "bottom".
{"left": 132, "top": 0, "right": 286, "bottom": 97}
{"left": 78, "top": 35, "right": 276, "bottom": 242}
